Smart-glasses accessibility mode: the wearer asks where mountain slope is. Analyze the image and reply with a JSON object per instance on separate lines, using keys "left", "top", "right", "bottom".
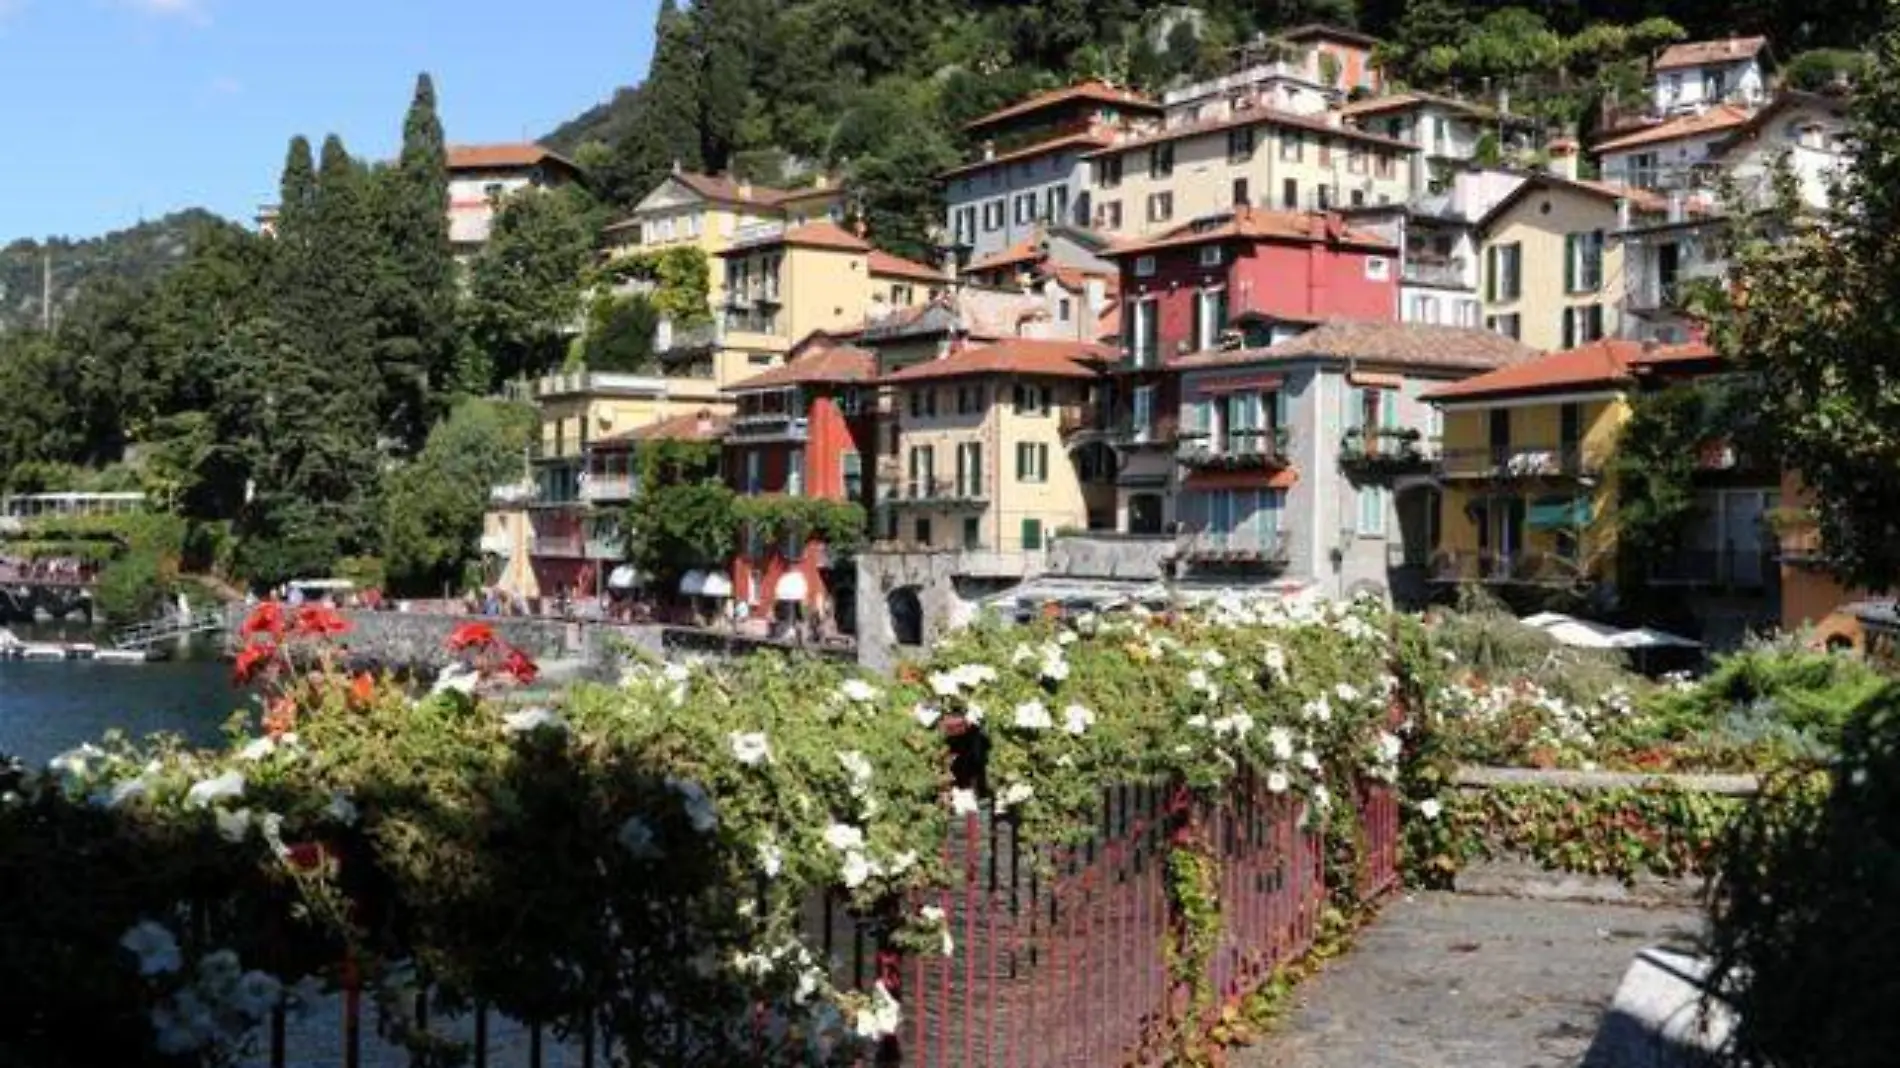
{"left": 0, "top": 209, "right": 229, "bottom": 334}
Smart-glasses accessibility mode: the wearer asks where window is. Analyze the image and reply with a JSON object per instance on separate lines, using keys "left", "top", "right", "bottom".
{"left": 1561, "top": 304, "right": 1606, "bottom": 348}
{"left": 962, "top": 516, "right": 981, "bottom": 550}
{"left": 1564, "top": 230, "right": 1605, "bottom": 293}
{"left": 1560, "top": 403, "right": 1582, "bottom": 450}
{"left": 1365, "top": 256, "right": 1389, "bottom": 282}
{"left": 1484, "top": 313, "right": 1521, "bottom": 340}
{"left": 1356, "top": 486, "right": 1386, "bottom": 536}
{"left": 1279, "top": 131, "right": 1303, "bottom": 163}
{"left": 1375, "top": 151, "right": 1395, "bottom": 179}
{"left": 1317, "top": 184, "right": 1333, "bottom": 210}
{"left": 1014, "top": 193, "right": 1036, "bottom": 225}
{"left": 1199, "top": 246, "right": 1223, "bottom": 268}
{"left": 1098, "top": 200, "right": 1123, "bottom": 229}
{"left": 1021, "top": 518, "right": 1044, "bottom": 551}
{"left": 1127, "top": 298, "right": 1159, "bottom": 365}
{"left": 1015, "top": 442, "right": 1051, "bottom": 482}
{"left": 890, "top": 283, "right": 913, "bottom": 305}
{"left": 1409, "top": 294, "right": 1438, "bottom": 324}
{"left": 1351, "top": 189, "right": 1366, "bottom": 207}
{"left": 1146, "top": 192, "right": 1174, "bottom": 223}
{"left": 1098, "top": 154, "right": 1123, "bottom": 189}
{"left": 842, "top": 452, "right": 863, "bottom": 501}
{"left": 786, "top": 448, "right": 805, "bottom": 497}
{"left": 1044, "top": 185, "right": 1069, "bottom": 223}
{"left": 483, "top": 182, "right": 506, "bottom": 202}
{"left": 1485, "top": 243, "right": 1522, "bottom": 302}
{"left": 744, "top": 451, "right": 762, "bottom": 494}
{"left": 1232, "top": 177, "right": 1249, "bottom": 207}
{"left": 838, "top": 388, "right": 864, "bottom": 417}
{"left": 913, "top": 518, "right": 931, "bottom": 545}
{"left": 1134, "top": 255, "right": 1157, "bottom": 278}
{"left": 1148, "top": 144, "right": 1174, "bottom": 179}
{"left": 1226, "top": 127, "right": 1255, "bottom": 162}
{"left": 1347, "top": 147, "right": 1367, "bottom": 174}
{"left": 1131, "top": 384, "right": 1156, "bottom": 437}
{"left": 1192, "top": 287, "right": 1228, "bottom": 352}
{"left": 952, "top": 206, "right": 977, "bottom": 245}
{"left": 1282, "top": 178, "right": 1299, "bottom": 209}
{"left": 906, "top": 445, "right": 935, "bottom": 497}
{"left": 982, "top": 200, "right": 1004, "bottom": 231}
{"left": 955, "top": 384, "right": 980, "bottom": 414}
{"left": 1703, "top": 70, "right": 1727, "bottom": 100}
{"left": 1057, "top": 297, "right": 1073, "bottom": 322}
{"left": 909, "top": 388, "right": 937, "bottom": 419}
{"left": 955, "top": 442, "right": 983, "bottom": 497}
{"left": 1011, "top": 383, "right": 1048, "bottom": 415}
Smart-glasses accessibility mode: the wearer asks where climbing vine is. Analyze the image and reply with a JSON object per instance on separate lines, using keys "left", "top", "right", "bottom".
{"left": 601, "top": 246, "right": 712, "bottom": 325}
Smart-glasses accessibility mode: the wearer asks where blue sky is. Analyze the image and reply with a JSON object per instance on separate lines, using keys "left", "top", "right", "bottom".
{"left": 0, "top": 0, "right": 658, "bottom": 241}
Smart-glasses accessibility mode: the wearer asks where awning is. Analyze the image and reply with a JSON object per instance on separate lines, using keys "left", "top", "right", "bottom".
{"left": 701, "top": 572, "right": 734, "bottom": 599}
{"left": 775, "top": 570, "right": 809, "bottom": 603}
{"left": 1610, "top": 627, "right": 1703, "bottom": 650}
{"left": 608, "top": 565, "right": 640, "bottom": 589}
{"left": 680, "top": 570, "right": 707, "bottom": 596}
{"left": 1527, "top": 496, "right": 1592, "bottom": 531}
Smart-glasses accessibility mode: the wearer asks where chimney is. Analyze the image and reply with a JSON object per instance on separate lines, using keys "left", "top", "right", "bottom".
{"left": 671, "top": 159, "right": 683, "bottom": 174}
{"left": 982, "top": 140, "right": 997, "bottom": 161}
{"left": 1547, "top": 138, "right": 1580, "bottom": 182}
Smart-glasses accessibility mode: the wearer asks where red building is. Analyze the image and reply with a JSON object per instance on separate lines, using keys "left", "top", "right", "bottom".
{"left": 1102, "top": 207, "right": 1398, "bottom": 365}
{"left": 723, "top": 334, "right": 878, "bottom": 632}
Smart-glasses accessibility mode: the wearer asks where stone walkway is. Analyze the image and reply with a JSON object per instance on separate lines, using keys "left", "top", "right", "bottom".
{"left": 1234, "top": 892, "right": 1702, "bottom": 1068}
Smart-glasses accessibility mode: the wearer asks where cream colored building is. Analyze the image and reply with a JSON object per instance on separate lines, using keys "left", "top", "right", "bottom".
{"left": 1475, "top": 171, "right": 1665, "bottom": 351}
{"left": 1082, "top": 108, "right": 1414, "bottom": 234}
{"left": 877, "top": 339, "right": 1117, "bottom": 555}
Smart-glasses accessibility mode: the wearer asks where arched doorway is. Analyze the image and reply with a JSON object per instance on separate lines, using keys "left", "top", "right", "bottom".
{"left": 887, "top": 586, "right": 924, "bottom": 647}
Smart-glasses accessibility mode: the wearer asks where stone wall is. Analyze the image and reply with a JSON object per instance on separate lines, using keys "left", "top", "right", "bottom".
{"left": 854, "top": 553, "right": 1004, "bottom": 674}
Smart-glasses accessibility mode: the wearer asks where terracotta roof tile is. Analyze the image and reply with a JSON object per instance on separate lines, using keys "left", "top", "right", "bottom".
{"left": 1712, "top": 90, "right": 1848, "bottom": 158}
{"left": 726, "top": 341, "right": 877, "bottom": 392}
{"left": 867, "top": 249, "right": 945, "bottom": 283}
{"left": 1082, "top": 106, "right": 1415, "bottom": 159}
{"left": 447, "top": 143, "right": 578, "bottom": 172}
{"left": 1103, "top": 206, "right": 1392, "bottom": 257}
{"left": 1337, "top": 92, "right": 1498, "bottom": 120}
{"left": 596, "top": 410, "right": 730, "bottom": 446}
{"left": 880, "top": 339, "right": 1116, "bottom": 384}
{"left": 1654, "top": 37, "right": 1768, "bottom": 72}
{"left": 667, "top": 171, "right": 842, "bottom": 207}
{"left": 940, "top": 130, "right": 1117, "bottom": 178}
{"left": 1592, "top": 105, "right": 1753, "bottom": 153}
{"left": 1422, "top": 339, "right": 1646, "bottom": 401}
{"left": 968, "top": 235, "right": 1046, "bottom": 273}
{"left": 720, "top": 219, "right": 871, "bottom": 255}
{"left": 1175, "top": 320, "right": 1538, "bottom": 373}
{"left": 966, "top": 81, "right": 1161, "bottom": 132}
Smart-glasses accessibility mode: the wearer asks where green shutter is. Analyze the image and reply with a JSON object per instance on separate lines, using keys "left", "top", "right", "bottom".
{"left": 1348, "top": 387, "right": 1366, "bottom": 429}
{"left": 1022, "top": 519, "right": 1043, "bottom": 550}
{"left": 1485, "top": 246, "right": 1498, "bottom": 302}
{"left": 1562, "top": 308, "right": 1575, "bottom": 350}
{"left": 1273, "top": 389, "right": 1289, "bottom": 427}
{"left": 1563, "top": 234, "right": 1577, "bottom": 293}
{"left": 1381, "top": 389, "right": 1399, "bottom": 428}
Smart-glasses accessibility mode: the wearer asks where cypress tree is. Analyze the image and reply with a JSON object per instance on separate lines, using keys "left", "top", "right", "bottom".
{"left": 695, "top": 0, "right": 758, "bottom": 172}
{"left": 376, "top": 73, "right": 461, "bottom": 453}
{"left": 603, "top": 0, "right": 705, "bottom": 205}
{"left": 277, "top": 136, "right": 318, "bottom": 238}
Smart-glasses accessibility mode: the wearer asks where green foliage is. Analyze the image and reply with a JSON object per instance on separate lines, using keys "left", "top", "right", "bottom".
{"left": 733, "top": 496, "right": 869, "bottom": 556}
{"left": 1783, "top": 48, "right": 1873, "bottom": 90}
{"left": 626, "top": 480, "right": 738, "bottom": 582}
{"left": 465, "top": 187, "right": 599, "bottom": 387}
{"left": 580, "top": 294, "right": 659, "bottom": 372}
{"left": 0, "top": 209, "right": 223, "bottom": 335}
{"left": 93, "top": 549, "right": 175, "bottom": 624}
{"left": 1707, "top": 684, "right": 1900, "bottom": 1068}
{"left": 1612, "top": 376, "right": 1763, "bottom": 595}
{"left": 599, "top": 245, "right": 711, "bottom": 324}
{"left": 381, "top": 398, "right": 536, "bottom": 594}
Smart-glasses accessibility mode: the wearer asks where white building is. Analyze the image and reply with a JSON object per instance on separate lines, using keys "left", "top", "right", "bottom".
{"left": 1594, "top": 105, "right": 1753, "bottom": 192}
{"left": 1651, "top": 37, "right": 1770, "bottom": 115}
{"left": 1338, "top": 92, "right": 1540, "bottom": 196}
{"left": 1348, "top": 168, "right": 1528, "bottom": 330}
{"left": 446, "top": 143, "right": 585, "bottom": 252}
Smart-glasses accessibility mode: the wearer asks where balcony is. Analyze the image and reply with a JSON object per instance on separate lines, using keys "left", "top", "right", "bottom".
{"left": 1339, "top": 427, "right": 1433, "bottom": 479}
{"left": 533, "top": 533, "right": 585, "bottom": 559}
{"left": 585, "top": 535, "right": 625, "bottom": 561}
{"left": 1437, "top": 443, "right": 1593, "bottom": 481}
{"left": 525, "top": 371, "right": 669, "bottom": 401}
{"left": 580, "top": 474, "right": 637, "bottom": 503}
{"left": 654, "top": 318, "right": 721, "bottom": 356}
{"left": 489, "top": 481, "right": 536, "bottom": 506}
{"left": 876, "top": 477, "right": 989, "bottom": 509}
{"left": 729, "top": 220, "right": 786, "bottom": 248}
{"left": 1112, "top": 412, "right": 1181, "bottom": 450}
{"left": 730, "top": 412, "right": 811, "bottom": 442}
{"left": 1400, "top": 256, "right": 1469, "bottom": 289}
{"left": 1176, "top": 531, "right": 1290, "bottom": 569}
{"left": 864, "top": 543, "right": 1049, "bottom": 578}
{"left": 478, "top": 531, "right": 513, "bottom": 556}
{"left": 1058, "top": 403, "right": 1111, "bottom": 440}
{"left": 1427, "top": 549, "right": 1590, "bottom": 588}
{"left": 1178, "top": 427, "right": 1292, "bottom": 471}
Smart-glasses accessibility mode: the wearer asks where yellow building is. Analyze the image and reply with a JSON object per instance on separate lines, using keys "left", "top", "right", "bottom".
{"left": 1475, "top": 170, "right": 1666, "bottom": 350}
{"left": 717, "top": 220, "right": 944, "bottom": 373}
{"left": 877, "top": 339, "right": 1117, "bottom": 556}
{"left": 1081, "top": 109, "right": 1414, "bottom": 234}
{"left": 1422, "top": 340, "right": 1652, "bottom": 589}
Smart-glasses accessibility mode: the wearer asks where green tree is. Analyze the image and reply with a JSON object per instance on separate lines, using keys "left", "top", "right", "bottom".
{"left": 382, "top": 397, "right": 536, "bottom": 594}
{"left": 1715, "top": 17, "right": 1900, "bottom": 592}
{"left": 465, "top": 187, "right": 598, "bottom": 386}
{"left": 833, "top": 81, "right": 960, "bottom": 259}
{"left": 376, "top": 73, "right": 463, "bottom": 451}
{"left": 600, "top": 0, "right": 706, "bottom": 207}
{"left": 0, "top": 332, "right": 78, "bottom": 484}
{"left": 581, "top": 295, "right": 660, "bottom": 373}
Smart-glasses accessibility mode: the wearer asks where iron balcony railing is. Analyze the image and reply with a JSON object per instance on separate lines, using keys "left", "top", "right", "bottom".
{"left": 729, "top": 412, "right": 811, "bottom": 441}
{"left": 876, "top": 477, "right": 989, "bottom": 507}
{"left": 1112, "top": 411, "right": 1180, "bottom": 448}
{"left": 1177, "top": 530, "right": 1291, "bottom": 566}
{"left": 1178, "top": 426, "right": 1292, "bottom": 470}
{"left": 1400, "top": 256, "right": 1468, "bottom": 288}
{"left": 1427, "top": 549, "right": 1590, "bottom": 588}
{"left": 1644, "top": 547, "right": 1777, "bottom": 590}
{"left": 1437, "top": 443, "right": 1594, "bottom": 480}
{"left": 1057, "top": 403, "right": 1110, "bottom": 438}
{"left": 1339, "top": 427, "right": 1433, "bottom": 475}
{"left": 579, "top": 474, "right": 637, "bottom": 503}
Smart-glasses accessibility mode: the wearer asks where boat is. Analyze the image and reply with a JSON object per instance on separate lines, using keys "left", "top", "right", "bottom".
{"left": 95, "top": 648, "right": 160, "bottom": 665}
{"left": 18, "top": 644, "right": 67, "bottom": 661}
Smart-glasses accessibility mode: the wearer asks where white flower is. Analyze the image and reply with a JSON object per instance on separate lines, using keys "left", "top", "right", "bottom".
{"left": 995, "top": 782, "right": 1035, "bottom": 812}
{"left": 823, "top": 823, "right": 865, "bottom": 852}
{"left": 151, "top": 994, "right": 210, "bottom": 1055}
{"left": 956, "top": 663, "right": 999, "bottom": 687}
{"left": 503, "top": 707, "right": 566, "bottom": 735}
{"left": 1201, "top": 649, "right": 1226, "bottom": 668}
{"left": 913, "top": 703, "right": 942, "bottom": 729}
{"left": 1266, "top": 771, "right": 1290, "bottom": 794}
{"left": 1011, "top": 644, "right": 1036, "bottom": 665}
{"left": 854, "top": 980, "right": 902, "bottom": 1039}
{"left": 839, "top": 679, "right": 881, "bottom": 704}
{"left": 1419, "top": 799, "right": 1443, "bottom": 821}
{"left": 1298, "top": 749, "right": 1320, "bottom": 772}
{"left": 1334, "top": 682, "right": 1362, "bottom": 705}
{"left": 1312, "top": 783, "right": 1332, "bottom": 810}
{"left": 663, "top": 662, "right": 691, "bottom": 684}
{"left": 1012, "top": 700, "right": 1053, "bottom": 731}
{"left": 1267, "top": 726, "right": 1294, "bottom": 761}
{"left": 888, "top": 850, "right": 918, "bottom": 876}
{"left": 326, "top": 792, "right": 358, "bottom": 826}
{"left": 964, "top": 703, "right": 986, "bottom": 725}
{"left": 929, "top": 672, "right": 962, "bottom": 697}
{"left": 950, "top": 788, "right": 979, "bottom": 816}
{"left": 185, "top": 770, "right": 245, "bottom": 809}
{"left": 120, "top": 920, "right": 182, "bottom": 977}
{"left": 1376, "top": 731, "right": 1403, "bottom": 762}
{"left": 668, "top": 778, "right": 717, "bottom": 833}
{"left": 919, "top": 904, "right": 955, "bottom": 956}
{"left": 1063, "top": 703, "right": 1096, "bottom": 736}
{"left": 106, "top": 775, "right": 150, "bottom": 809}
{"left": 215, "top": 807, "right": 253, "bottom": 843}
{"left": 618, "top": 815, "right": 664, "bottom": 859}
{"left": 1211, "top": 712, "right": 1254, "bottom": 738}
{"left": 1186, "top": 669, "right": 1210, "bottom": 692}
{"left": 237, "top": 737, "right": 276, "bottom": 762}
{"left": 1040, "top": 654, "right": 1071, "bottom": 683}
{"left": 729, "top": 731, "right": 772, "bottom": 766}
{"left": 1262, "top": 644, "right": 1288, "bottom": 680}
{"left": 758, "top": 837, "right": 784, "bottom": 877}
{"left": 838, "top": 750, "right": 874, "bottom": 793}
{"left": 840, "top": 849, "right": 878, "bottom": 889}
{"left": 231, "top": 970, "right": 282, "bottom": 1019}
{"left": 1301, "top": 696, "right": 1332, "bottom": 723}
{"left": 1057, "top": 629, "right": 1078, "bottom": 646}
{"left": 1186, "top": 713, "right": 1209, "bottom": 729}
{"left": 48, "top": 743, "right": 104, "bottom": 778}
{"left": 431, "top": 664, "right": 479, "bottom": 697}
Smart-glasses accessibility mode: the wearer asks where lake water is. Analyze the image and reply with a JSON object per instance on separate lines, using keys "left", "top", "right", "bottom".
{"left": 0, "top": 624, "right": 243, "bottom": 765}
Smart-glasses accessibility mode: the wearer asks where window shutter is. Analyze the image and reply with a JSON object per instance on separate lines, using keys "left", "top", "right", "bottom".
{"left": 1485, "top": 246, "right": 1498, "bottom": 303}
{"left": 1348, "top": 387, "right": 1367, "bottom": 430}
{"left": 1038, "top": 444, "right": 1050, "bottom": 480}
{"left": 1562, "top": 308, "right": 1575, "bottom": 350}
{"left": 1563, "top": 234, "right": 1577, "bottom": 293}
{"left": 1588, "top": 303, "right": 1604, "bottom": 342}
{"left": 1382, "top": 389, "right": 1399, "bottom": 428}
{"left": 1274, "top": 389, "right": 1289, "bottom": 428}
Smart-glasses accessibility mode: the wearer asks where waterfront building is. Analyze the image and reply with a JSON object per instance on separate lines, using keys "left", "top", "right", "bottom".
{"left": 1649, "top": 37, "right": 1770, "bottom": 116}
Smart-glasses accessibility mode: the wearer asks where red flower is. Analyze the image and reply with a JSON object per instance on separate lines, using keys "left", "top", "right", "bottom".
{"left": 284, "top": 841, "right": 338, "bottom": 876}
{"left": 446, "top": 622, "right": 497, "bottom": 652}
{"left": 348, "top": 672, "right": 376, "bottom": 708}
{"left": 233, "top": 640, "right": 277, "bottom": 685}
{"left": 262, "top": 696, "right": 298, "bottom": 739}
{"left": 241, "top": 602, "right": 286, "bottom": 639}
{"left": 293, "top": 605, "right": 351, "bottom": 638}
{"left": 501, "top": 647, "right": 539, "bottom": 685}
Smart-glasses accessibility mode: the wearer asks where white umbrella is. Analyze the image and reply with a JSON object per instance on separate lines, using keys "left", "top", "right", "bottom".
{"left": 700, "top": 572, "right": 734, "bottom": 599}
{"left": 775, "top": 570, "right": 810, "bottom": 603}
{"left": 680, "top": 570, "right": 707, "bottom": 596}
{"left": 608, "top": 565, "right": 640, "bottom": 590}
{"left": 1520, "top": 612, "right": 1622, "bottom": 650}
{"left": 1610, "top": 627, "right": 1702, "bottom": 650}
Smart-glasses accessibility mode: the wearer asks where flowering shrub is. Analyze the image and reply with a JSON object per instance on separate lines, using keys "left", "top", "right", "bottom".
{"left": 2, "top": 592, "right": 1429, "bottom": 1065}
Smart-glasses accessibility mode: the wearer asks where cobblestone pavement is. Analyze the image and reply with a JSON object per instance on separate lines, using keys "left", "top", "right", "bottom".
{"left": 1233, "top": 892, "right": 1702, "bottom": 1068}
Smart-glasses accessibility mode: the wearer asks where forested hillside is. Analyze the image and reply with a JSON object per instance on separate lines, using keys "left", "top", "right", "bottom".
{"left": 0, "top": 210, "right": 225, "bottom": 335}
{"left": 546, "top": 0, "right": 1883, "bottom": 256}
